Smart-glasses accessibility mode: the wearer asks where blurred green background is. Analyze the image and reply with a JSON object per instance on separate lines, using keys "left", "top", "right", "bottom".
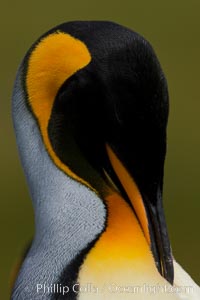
{"left": 1, "top": 1, "right": 200, "bottom": 299}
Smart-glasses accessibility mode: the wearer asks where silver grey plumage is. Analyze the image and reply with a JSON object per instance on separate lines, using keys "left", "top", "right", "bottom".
{"left": 11, "top": 64, "right": 106, "bottom": 300}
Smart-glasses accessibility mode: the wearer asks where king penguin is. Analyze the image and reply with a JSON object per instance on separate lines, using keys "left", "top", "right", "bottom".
{"left": 11, "top": 21, "right": 200, "bottom": 300}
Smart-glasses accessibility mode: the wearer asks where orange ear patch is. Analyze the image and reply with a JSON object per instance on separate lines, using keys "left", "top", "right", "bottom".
{"left": 26, "top": 31, "right": 93, "bottom": 188}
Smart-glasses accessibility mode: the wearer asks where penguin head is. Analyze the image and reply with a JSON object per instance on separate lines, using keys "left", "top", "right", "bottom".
{"left": 12, "top": 21, "right": 173, "bottom": 291}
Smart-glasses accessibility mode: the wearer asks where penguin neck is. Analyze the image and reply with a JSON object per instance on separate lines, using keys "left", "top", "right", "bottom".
{"left": 77, "top": 192, "right": 175, "bottom": 300}
{"left": 12, "top": 68, "right": 106, "bottom": 297}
